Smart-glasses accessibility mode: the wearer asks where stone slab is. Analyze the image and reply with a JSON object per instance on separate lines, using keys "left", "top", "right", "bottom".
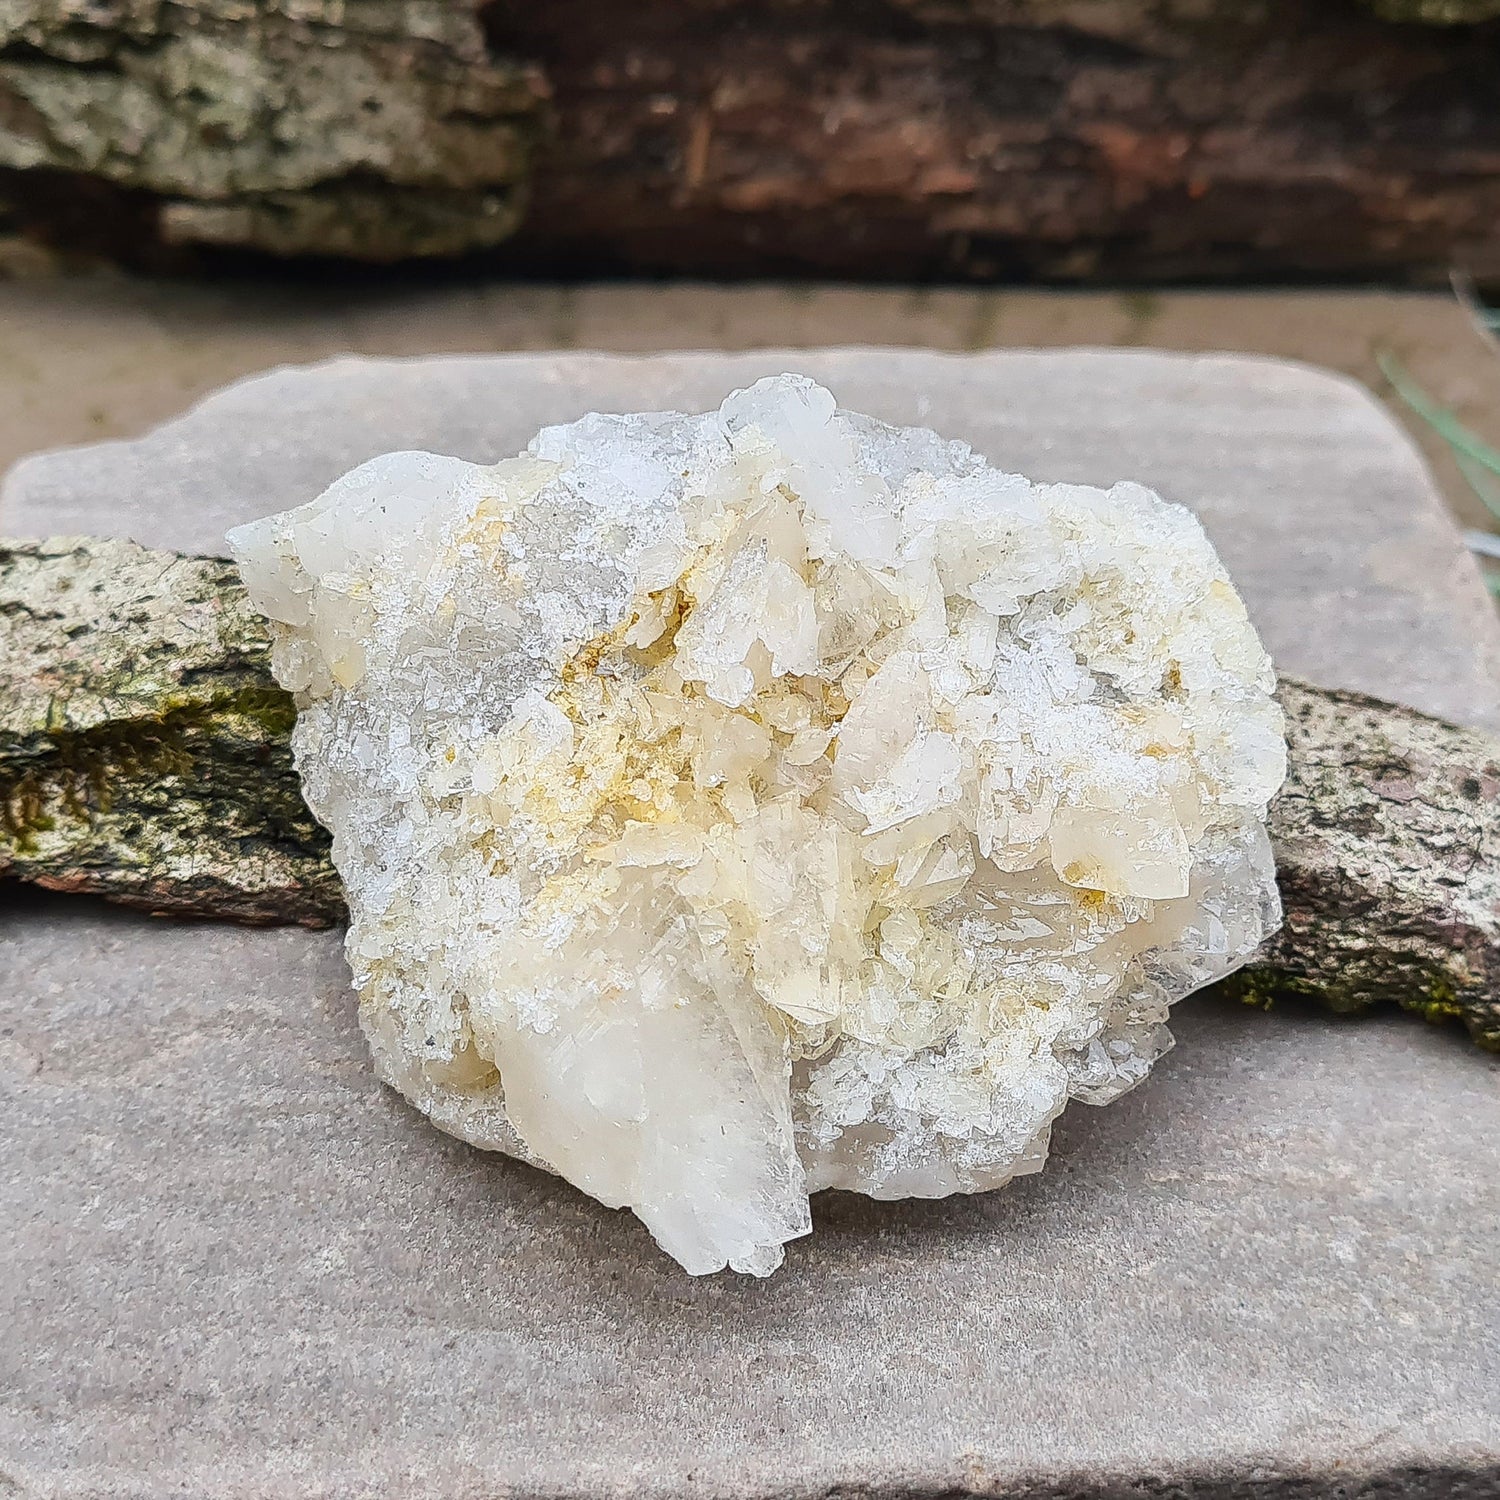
{"left": 5, "top": 348, "right": 1500, "bottom": 729}
{"left": 2, "top": 350, "right": 1498, "bottom": 1499}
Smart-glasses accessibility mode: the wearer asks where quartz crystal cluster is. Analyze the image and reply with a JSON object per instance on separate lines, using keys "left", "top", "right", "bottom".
{"left": 228, "top": 375, "right": 1286, "bottom": 1276}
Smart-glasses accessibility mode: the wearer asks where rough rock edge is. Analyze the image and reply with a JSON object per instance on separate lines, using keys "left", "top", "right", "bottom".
{"left": 2, "top": 536, "right": 1496, "bottom": 1048}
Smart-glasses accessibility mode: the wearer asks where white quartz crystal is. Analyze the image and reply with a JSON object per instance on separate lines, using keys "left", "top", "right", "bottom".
{"left": 228, "top": 374, "right": 1286, "bottom": 1277}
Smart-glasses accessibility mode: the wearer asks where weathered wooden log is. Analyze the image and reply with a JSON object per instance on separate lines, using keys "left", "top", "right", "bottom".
{"left": 5, "top": 1, "right": 1500, "bottom": 279}
{"left": 497, "top": 0, "right": 1500, "bottom": 285}
{"left": 2, "top": 536, "right": 1497, "bottom": 1048}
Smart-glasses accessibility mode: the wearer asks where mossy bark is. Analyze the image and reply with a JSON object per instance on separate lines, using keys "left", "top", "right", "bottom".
{"left": 0, "top": 538, "right": 340, "bottom": 925}
{"left": 1365, "top": 0, "right": 1500, "bottom": 20}
{"left": 3, "top": 537, "right": 1497, "bottom": 1045}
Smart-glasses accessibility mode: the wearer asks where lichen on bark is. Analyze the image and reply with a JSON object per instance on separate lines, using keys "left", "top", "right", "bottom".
{"left": 0, "top": 0, "right": 545, "bottom": 260}
{"left": 1235, "top": 678, "right": 1500, "bottom": 1049}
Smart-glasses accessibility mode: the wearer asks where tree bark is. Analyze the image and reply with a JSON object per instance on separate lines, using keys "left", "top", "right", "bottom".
{"left": 5, "top": 1, "right": 1500, "bottom": 279}
{"left": 2, "top": 537, "right": 1497, "bottom": 1048}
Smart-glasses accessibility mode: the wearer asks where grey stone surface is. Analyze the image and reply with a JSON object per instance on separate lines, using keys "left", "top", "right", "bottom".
{"left": 5, "top": 348, "right": 1500, "bottom": 730}
{"left": 2, "top": 351, "right": 1498, "bottom": 1498}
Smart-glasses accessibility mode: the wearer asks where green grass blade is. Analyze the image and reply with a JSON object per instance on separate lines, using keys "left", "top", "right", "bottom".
{"left": 1454, "top": 448, "right": 1500, "bottom": 526}
{"left": 1378, "top": 351, "right": 1500, "bottom": 482}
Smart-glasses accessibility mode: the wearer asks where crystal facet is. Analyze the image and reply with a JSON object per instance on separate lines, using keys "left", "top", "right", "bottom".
{"left": 228, "top": 374, "right": 1286, "bottom": 1276}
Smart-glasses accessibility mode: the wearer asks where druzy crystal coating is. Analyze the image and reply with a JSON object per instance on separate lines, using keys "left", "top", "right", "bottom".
{"left": 228, "top": 374, "right": 1286, "bottom": 1276}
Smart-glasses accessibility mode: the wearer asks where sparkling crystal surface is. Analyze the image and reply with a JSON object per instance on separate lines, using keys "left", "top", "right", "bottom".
{"left": 228, "top": 374, "right": 1286, "bottom": 1276}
